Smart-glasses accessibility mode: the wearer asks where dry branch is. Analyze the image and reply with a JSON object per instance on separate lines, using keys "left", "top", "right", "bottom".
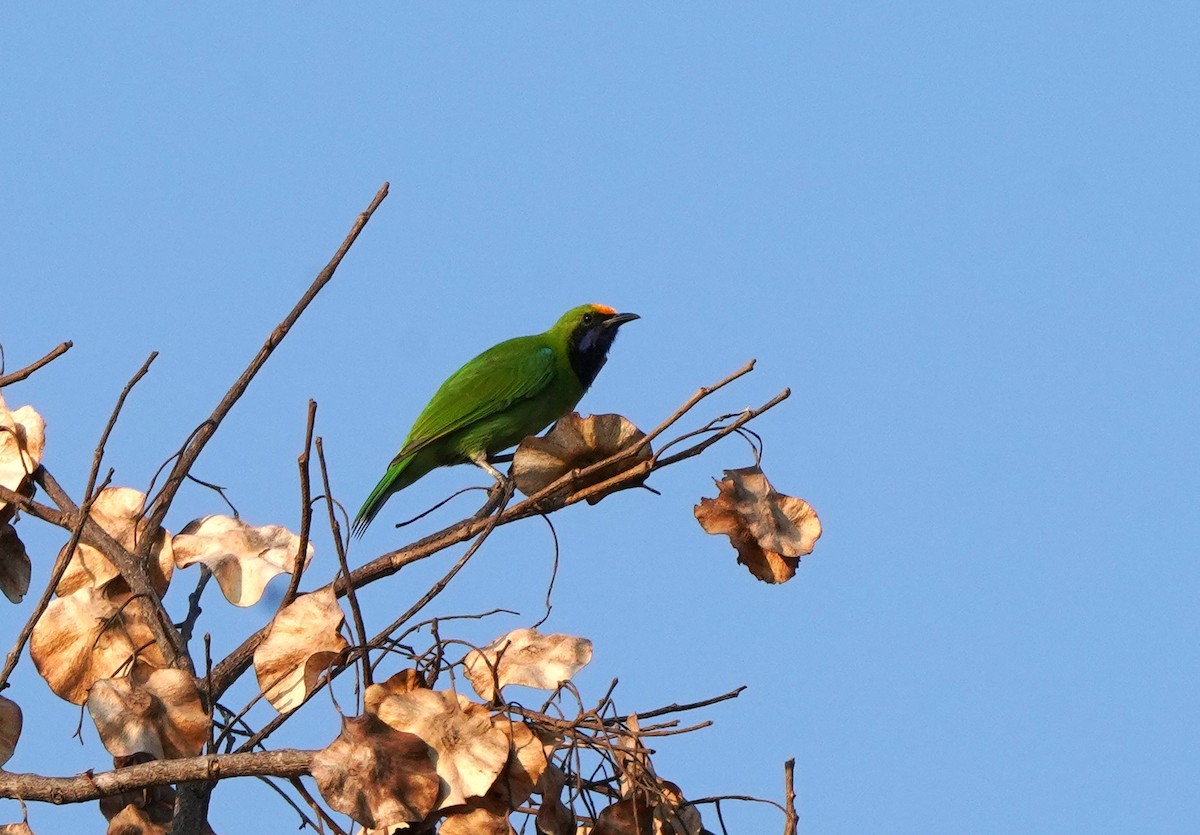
{"left": 140, "top": 182, "right": 390, "bottom": 562}
{"left": 0, "top": 341, "right": 73, "bottom": 388}
{"left": 0, "top": 749, "right": 313, "bottom": 804}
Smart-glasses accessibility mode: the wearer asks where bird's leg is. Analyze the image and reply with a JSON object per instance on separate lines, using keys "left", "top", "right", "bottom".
{"left": 470, "top": 451, "right": 513, "bottom": 518}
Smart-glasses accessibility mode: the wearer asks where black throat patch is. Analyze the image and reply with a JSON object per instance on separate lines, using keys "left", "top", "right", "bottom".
{"left": 567, "top": 322, "right": 620, "bottom": 390}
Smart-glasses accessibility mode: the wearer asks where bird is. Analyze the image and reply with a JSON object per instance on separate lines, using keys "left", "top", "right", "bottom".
{"left": 352, "top": 303, "right": 639, "bottom": 536}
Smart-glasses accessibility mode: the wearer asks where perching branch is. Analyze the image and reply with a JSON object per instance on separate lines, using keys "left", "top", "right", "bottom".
{"left": 209, "top": 364, "right": 788, "bottom": 698}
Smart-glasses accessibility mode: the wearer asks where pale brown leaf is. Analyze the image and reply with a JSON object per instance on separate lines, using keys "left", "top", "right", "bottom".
{"left": 591, "top": 799, "right": 657, "bottom": 835}
{"left": 88, "top": 668, "right": 207, "bottom": 760}
{"left": 463, "top": 627, "right": 593, "bottom": 702}
{"left": 0, "top": 522, "right": 30, "bottom": 604}
{"left": 0, "top": 822, "right": 35, "bottom": 835}
{"left": 30, "top": 587, "right": 167, "bottom": 704}
{"left": 363, "top": 669, "right": 425, "bottom": 716}
{"left": 253, "top": 588, "right": 348, "bottom": 713}
{"left": 54, "top": 487, "right": 173, "bottom": 598}
{"left": 370, "top": 688, "right": 509, "bottom": 810}
{"left": 535, "top": 765, "right": 574, "bottom": 835}
{"left": 438, "top": 798, "right": 515, "bottom": 835}
{"left": 99, "top": 753, "right": 184, "bottom": 832}
{"left": 0, "top": 695, "right": 22, "bottom": 767}
{"left": 172, "top": 514, "right": 314, "bottom": 607}
{"left": 312, "top": 713, "right": 440, "bottom": 828}
{"left": 488, "top": 715, "right": 558, "bottom": 807}
{"left": 512, "top": 413, "right": 652, "bottom": 503}
{"left": 105, "top": 802, "right": 171, "bottom": 835}
{"left": 694, "top": 466, "right": 822, "bottom": 583}
{"left": 0, "top": 395, "right": 45, "bottom": 523}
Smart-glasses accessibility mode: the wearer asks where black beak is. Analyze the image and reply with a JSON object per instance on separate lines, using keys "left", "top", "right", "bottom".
{"left": 603, "top": 312, "right": 640, "bottom": 328}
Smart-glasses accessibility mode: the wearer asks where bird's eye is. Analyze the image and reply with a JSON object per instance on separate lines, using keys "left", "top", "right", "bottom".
{"left": 582, "top": 313, "right": 594, "bottom": 325}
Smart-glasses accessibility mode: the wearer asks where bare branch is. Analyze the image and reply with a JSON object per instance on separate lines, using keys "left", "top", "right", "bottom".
{"left": 281, "top": 399, "right": 318, "bottom": 607}
{"left": 0, "top": 341, "right": 73, "bottom": 388}
{"left": 0, "top": 749, "right": 314, "bottom": 804}
{"left": 208, "top": 364, "right": 785, "bottom": 699}
{"left": 141, "top": 183, "right": 390, "bottom": 559}
{"left": 783, "top": 757, "right": 798, "bottom": 835}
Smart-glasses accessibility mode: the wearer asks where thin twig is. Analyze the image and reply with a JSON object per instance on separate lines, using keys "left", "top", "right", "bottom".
{"left": 0, "top": 341, "right": 73, "bottom": 388}
{"left": 315, "top": 436, "right": 369, "bottom": 687}
{"left": 283, "top": 399, "right": 318, "bottom": 607}
{"left": 533, "top": 513, "right": 560, "bottom": 629}
{"left": 208, "top": 364, "right": 784, "bottom": 699}
{"left": 783, "top": 757, "right": 798, "bottom": 835}
{"left": 141, "top": 183, "right": 390, "bottom": 561}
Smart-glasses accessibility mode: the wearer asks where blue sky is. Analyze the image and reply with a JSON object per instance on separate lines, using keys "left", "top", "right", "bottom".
{"left": 2, "top": 3, "right": 1198, "bottom": 833}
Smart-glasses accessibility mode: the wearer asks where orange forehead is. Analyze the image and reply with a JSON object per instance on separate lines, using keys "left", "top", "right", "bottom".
{"left": 590, "top": 304, "right": 617, "bottom": 316}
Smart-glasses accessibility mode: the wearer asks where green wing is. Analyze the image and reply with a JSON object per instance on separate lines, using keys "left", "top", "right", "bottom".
{"left": 397, "top": 338, "right": 557, "bottom": 458}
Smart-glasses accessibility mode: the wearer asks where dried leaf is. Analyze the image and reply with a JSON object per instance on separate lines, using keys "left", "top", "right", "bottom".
{"left": 31, "top": 587, "right": 167, "bottom": 704}
{"left": 370, "top": 688, "right": 509, "bottom": 809}
{"left": 364, "top": 669, "right": 426, "bottom": 715}
{"left": 0, "top": 823, "right": 35, "bottom": 835}
{"left": 0, "top": 395, "right": 45, "bottom": 522}
{"left": 488, "top": 716, "right": 558, "bottom": 807}
{"left": 535, "top": 765, "right": 574, "bottom": 835}
{"left": 172, "top": 514, "right": 314, "bottom": 607}
{"left": 253, "top": 588, "right": 348, "bottom": 713}
{"left": 694, "top": 466, "right": 821, "bottom": 584}
{"left": 312, "top": 713, "right": 440, "bottom": 828}
{"left": 512, "top": 413, "right": 652, "bottom": 503}
{"left": 463, "top": 628, "right": 593, "bottom": 702}
{"left": 591, "top": 799, "right": 658, "bottom": 835}
{"left": 437, "top": 798, "right": 515, "bottom": 835}
{"left": 0, "top": 522, "right": 30, "bottom": 603}
{"left": 655, "top": 781, "right": 704, "bottom": 835}
{"left": 0, "top": 696, "right": 22, "bottom": 767}
{"left": 99, "top": 753, "right": 180, "bottom": 831}
{"left": 55, "top": 487, "right": 173, "bottom": 598}
{"left": 613, "top": 715, "right": 655, "bottom": 799}
{"left": 104, "top": 802, "right": 171, "bottom": 835}
{"left": 88, "top": 668, "right": 206, "bottom": 760}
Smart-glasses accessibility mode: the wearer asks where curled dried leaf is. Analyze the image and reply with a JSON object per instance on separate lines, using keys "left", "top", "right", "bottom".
{"left": 0, "top": 823, "right": 34, "bottom": 835}
{"left": 591, "top": 798, "right": 658, "bottom": 835}
{"left": 312, "top": 713, "right": 440, "bottom": 828}
{"left": 535, "top": 765, "right": 574, "bottom": 835}
{"left": 55, "top": 487, "right": 173, "bottom": 598}
{"left": 253, "top": 588, "right": 348, "bottom": 713}
{"left": 364, "top": 669, "right": 426, "bottom": 715}
{"left": 30, "top": 587, "right": 167, "bottom": 704}
{"left": 0, "top": 394, "right": 45, "bottom": 523}
{"left": 512, "top": 413, "right": 652, "bottom": 503}
{"left": 488, "top": 715, "right": 558, "bottom": 807}
{"left": 104, "top": 802, "right": 172, "bottom": 835}
{"left": 694, "top": 466, "right": 821, "bottom": 584}
{"left": 98, "top": 752, "right": 196, "bottom": 833}
{"left": 370, "top": 688, "right": 509, "bottom": 810}
{"left": 172, "top": 515, "right": 314, "bottom": 607}
{"left": 87, "top": 668, "right": 207, "bottom": 760}
{"left": 463, "top": 627, "right": 593, "bottom": 702}
{"left": 437, "top": 798, "right": 515, "bottom": 835}
{"left": 0, "top": 522, "right": 30, "bottom": 604}
{"left": 0, "top": 696, "right": 22, "bottom": 767}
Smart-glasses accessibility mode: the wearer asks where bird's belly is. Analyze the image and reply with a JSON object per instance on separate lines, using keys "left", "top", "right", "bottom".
{"left": 448, "top": 394, "right": 577, "bottom": 461}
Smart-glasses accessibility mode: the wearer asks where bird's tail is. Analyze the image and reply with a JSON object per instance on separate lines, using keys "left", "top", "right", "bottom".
{"left": 352, "top": 454, "right": 415, "bottom": 538}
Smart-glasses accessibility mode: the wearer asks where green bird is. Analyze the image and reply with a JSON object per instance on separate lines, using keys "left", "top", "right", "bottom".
{"left": 352, "top": 303, "right": 639, "bottom": 536}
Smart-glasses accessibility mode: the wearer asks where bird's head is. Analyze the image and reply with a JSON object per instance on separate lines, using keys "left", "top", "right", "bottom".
{"left": 554, "top": 303, "right": 640, "bottom": 389}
